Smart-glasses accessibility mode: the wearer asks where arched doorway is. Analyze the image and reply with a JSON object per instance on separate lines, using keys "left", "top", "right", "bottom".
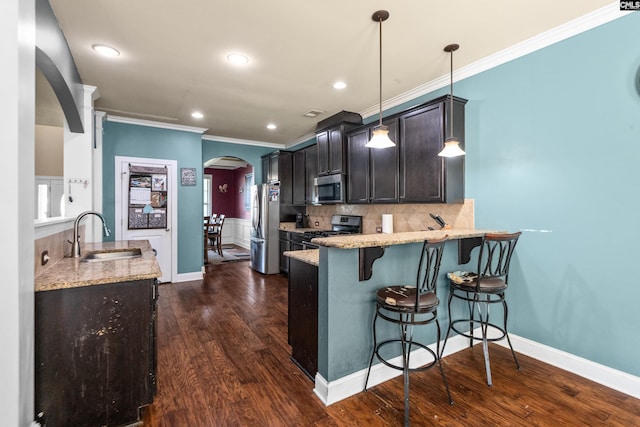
{"left": 203, "top": 156, "right": 254, "bottom": 250}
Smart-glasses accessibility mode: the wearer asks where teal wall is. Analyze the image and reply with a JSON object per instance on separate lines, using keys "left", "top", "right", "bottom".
{"left": 461, "top": 13, "right": 640, "bottom": 375}
{"left": 102, "top": 121, "right": 205, "bottom": 274}
{"left": 322, "top": 13, "right": 640, "bottom": 380}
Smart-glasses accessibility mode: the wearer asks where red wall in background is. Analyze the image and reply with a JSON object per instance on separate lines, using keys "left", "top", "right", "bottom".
{"left": 234, "top": 165, "right": 253, "bottom": 220}
{"left": 206, "top": 166, "right": 253, "bottom": 219}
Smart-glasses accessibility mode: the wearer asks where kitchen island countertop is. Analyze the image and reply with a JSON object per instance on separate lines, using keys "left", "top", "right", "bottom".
{"left": 311, "top": 228, "right": 501, "bottom": 249}
{"left": 35, "top": 240, "right": 162, "bottom": 292}
{"left": 284, "top": 249, "right": 319, "bottom": 266}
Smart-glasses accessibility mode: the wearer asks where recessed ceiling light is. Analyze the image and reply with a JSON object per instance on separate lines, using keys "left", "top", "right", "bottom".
{"left": 267, "top": 123, "right": 277, "bottom": 130}
{"left": 92, "top": 44, "right": 120, "bottom": 57}
{"left": 227, "top": 53, "right": 249, "bottom": 65}
{"left": 192, "top": 111, "right": 204, "bottom": 119}
{"left": 333, "top": 81, "right": 347, "bottom": 90}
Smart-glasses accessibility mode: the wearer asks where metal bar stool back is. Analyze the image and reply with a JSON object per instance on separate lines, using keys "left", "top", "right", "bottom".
{"left": 364, "top": 237, "right": 453, "bottom": 426}
{"left": 440, "top": 231, "right": 522, "bottom": 387}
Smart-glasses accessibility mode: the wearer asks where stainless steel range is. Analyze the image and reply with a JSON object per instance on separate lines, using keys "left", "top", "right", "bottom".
{"left": 291, "top": 214, "right": 362, "bottom": 250}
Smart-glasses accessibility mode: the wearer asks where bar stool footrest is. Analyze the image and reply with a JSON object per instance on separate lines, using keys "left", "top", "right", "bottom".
{"left": 374, "top": 339, "right": 438, "bottom": 372}
{"left": 450, "top": 319, "right": 507, "bottom": 342}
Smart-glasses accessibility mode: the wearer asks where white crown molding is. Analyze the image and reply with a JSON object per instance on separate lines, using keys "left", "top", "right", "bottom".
{"left": 360, "top": 3, "right": 631, "bottom": 120}
{"left": 104, "top": 113, "right": 208, "bottom": 134}
{"left": 201, "top": 133, "right": 285, "bottom": 149}
{"left": 285, "top": 132, "right": 316, "bottom": 149}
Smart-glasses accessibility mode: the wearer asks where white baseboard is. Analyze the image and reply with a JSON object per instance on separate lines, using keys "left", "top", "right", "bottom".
{"left": 314, "top": 333, "right": 470, "bottom": 406}
{"left": 172, "top": 271, "right": 204, "bottom": 283}
{"left": 314, "top": 331, "right": 640, "bottom": 405}
{"left": 498, "top": 334, "right": 640, "bottom": 400}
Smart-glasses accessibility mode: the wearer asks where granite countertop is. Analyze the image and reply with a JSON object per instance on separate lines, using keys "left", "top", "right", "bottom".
{"left": 284, "top": 249, "right": 319, "bottom": 266}
{"left": 280, "top": 227, "right": 320, "bottom": 234}
{"left": 35, "top": 240, "right": 162, "bottom": 292}
{"left": 311, "top": 228, "right": 501, "bottom": 249}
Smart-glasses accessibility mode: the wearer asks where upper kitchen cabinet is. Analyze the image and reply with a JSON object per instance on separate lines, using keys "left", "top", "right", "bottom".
{"left": 262, "top": 150, "right": 291, "bottom": 184}
{"left": 292, "top": 149, "right": 306, "bottom": 206}
{"left": 346, "top": 118, "right": 399, "bottom": 204}
{"left": 399, "top": 95, "right": 466, "bottom": 204}
{"left": 316, "top": 111, "right": 362, "bottom": 176}
{"left": 278, "top": 151, "right": 293, "bottom": 205}
{"left": 304, "top": 144, "right": 319, "bottom": 205}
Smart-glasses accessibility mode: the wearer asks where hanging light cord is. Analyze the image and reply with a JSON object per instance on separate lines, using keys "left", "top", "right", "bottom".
{"left": 378, "top": 16, "right": 383, "bottom": 127}
{"left": 449, "top": 47, "right": 454, "bottom": 138}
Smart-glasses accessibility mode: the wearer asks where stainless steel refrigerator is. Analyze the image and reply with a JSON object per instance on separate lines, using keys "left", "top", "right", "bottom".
{"left": 250, "top": 183, "right": 280, "bottom": 274}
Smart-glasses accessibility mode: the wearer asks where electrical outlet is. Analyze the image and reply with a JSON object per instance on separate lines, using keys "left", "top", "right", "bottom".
{"left": 376, "top": 226, "right": 382, "bottom": 233}
{"left": 41, "top": 250, "right": 49, "bottom": 266}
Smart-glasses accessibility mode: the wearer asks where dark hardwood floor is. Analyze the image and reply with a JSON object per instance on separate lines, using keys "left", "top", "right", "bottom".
{"left": 142, "top": 261, "right": 640, "bottom": 426}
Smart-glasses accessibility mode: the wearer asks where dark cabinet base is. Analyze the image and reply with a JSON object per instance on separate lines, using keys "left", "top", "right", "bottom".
{"left": 288, "top": 258, "right": 318, "bottom": 380}
{"left": 35, "top": 279, "right": 157, "bottom": 427}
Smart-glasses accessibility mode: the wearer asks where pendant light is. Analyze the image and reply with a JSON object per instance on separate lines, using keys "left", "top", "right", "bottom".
{"left": 366, "top": 10, "right": 395, "bottom": 149}
{"left": 438, "top": 43, "right": 466, "bottom": 157}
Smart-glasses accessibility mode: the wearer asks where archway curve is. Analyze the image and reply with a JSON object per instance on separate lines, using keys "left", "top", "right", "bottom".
{"left": 35, "top": 47, "right": 83, "bottom": 133}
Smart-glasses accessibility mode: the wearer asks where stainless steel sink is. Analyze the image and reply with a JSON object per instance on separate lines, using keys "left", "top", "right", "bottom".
{"left": 81, "top": 248, "right": 142, "bottom": 262}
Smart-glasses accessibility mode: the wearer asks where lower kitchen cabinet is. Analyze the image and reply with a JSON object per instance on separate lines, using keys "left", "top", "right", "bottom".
{"left": 288, "top": 258, "right": 318, "bottom": 380}
{"left": 35, "top": 279, "right": 158, "bottom": 427}
{"left": 279, "top": 230, "right": 291, "bottom": 275}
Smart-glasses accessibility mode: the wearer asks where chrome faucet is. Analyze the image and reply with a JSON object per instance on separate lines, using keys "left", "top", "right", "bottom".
{"left": 69, "top": 210, "right": 112, "bottom": 258}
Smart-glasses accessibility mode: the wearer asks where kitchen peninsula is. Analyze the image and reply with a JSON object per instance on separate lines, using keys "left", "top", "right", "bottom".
{"left": 34, "top": 240, "right": 161, "bottom": 427}
{"left": 285, "top": 228, "right": 501, "bottom": 405}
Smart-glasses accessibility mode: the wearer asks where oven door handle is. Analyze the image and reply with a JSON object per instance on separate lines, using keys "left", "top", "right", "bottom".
{"left": 302, "top": 242, "right": 320, "bottom": 250}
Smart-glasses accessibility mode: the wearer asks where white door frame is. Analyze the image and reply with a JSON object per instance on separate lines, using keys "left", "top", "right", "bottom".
{"left": 114, "top": 155, "right": 178, "bottom": 283}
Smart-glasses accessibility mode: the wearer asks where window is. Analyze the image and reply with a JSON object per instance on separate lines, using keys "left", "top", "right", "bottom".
{"left": 244, "top": 173, "right": 253, "bottom": 210}
{"left": 203, "top": 174, "right": 212, "bottom": 216}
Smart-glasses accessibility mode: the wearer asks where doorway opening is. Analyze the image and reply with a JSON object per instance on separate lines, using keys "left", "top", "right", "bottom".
{"left": 203, "top": 156, "right": 253, "bottom": 251}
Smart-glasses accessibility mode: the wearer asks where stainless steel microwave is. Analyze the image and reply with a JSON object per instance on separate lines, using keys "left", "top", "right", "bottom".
{"left": 314, "top": 174, "right": 345, "bottom": 204}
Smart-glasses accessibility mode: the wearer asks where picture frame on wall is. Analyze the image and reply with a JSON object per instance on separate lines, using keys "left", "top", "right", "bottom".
{"left": 181, "top": 168, "right": 196, "bottom": 186}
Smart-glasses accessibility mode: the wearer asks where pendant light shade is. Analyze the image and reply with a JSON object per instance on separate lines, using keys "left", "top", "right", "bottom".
{"left": 366, "top": 10, "right": 395, "bottom": 149}
{"left": 438, "top": 43, "right": 465, "bottom": 158}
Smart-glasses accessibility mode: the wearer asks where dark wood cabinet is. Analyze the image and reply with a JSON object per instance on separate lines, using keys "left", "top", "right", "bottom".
{"left": 304, "top": 144, "right": 318, "bottom": 205}
{"left": 317, "top": 125, "right": 358, "bottom": 176}
{"left": 279, "top": 230, "right": 291, "bottom": 275}
{"left": 316, "top": 111, "right": 362, "bottom": 176}
{"left": 371, "top": 118, "right": 399, "bottom": 203}
{"left": 261, "top": 151, "right": 283, "bottom": 183}
{"left": 278, "top": 151, "right": 293, "bottom": 205}
{"left": 35, "top": 279, "right": 158, "bottom": 427}
{"left": 288, "top": 258, "right": 318, "bottom": 380}
{"left": 346, "top": 127, "right": 370, "bottom": 204}
{"left": 346, "top": 118, "right": 399, "bottom": 204}
{"left": 399, "top": 95, "right": 465, "bottom": 203}
{"left": 292, "top": 150, "right": 306, "bottom": 205}
{"left": 261, "top": 154, "right": 271, "bottom": 183}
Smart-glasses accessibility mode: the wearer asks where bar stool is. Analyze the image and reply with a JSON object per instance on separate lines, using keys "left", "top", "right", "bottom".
{"left": 364, "top": 237, "right": 453, "bottom": 426}
{"left": 440, "top": 232, "right": 522, "bottom": 387}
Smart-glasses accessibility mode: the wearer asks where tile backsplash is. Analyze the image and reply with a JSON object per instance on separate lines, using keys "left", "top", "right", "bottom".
{"left": 306, "top": 199, "right": 474, "bottom": 234}
{"left": 34, "top": 225, "right": 81, "bottom": 277}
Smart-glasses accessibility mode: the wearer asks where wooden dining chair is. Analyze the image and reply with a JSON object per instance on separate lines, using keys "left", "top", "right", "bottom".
{"left": 207, "top": 214, "right": 225, "bottom": 257}
{"left": 203, "top": 216, "right": 212, "bottom": 264}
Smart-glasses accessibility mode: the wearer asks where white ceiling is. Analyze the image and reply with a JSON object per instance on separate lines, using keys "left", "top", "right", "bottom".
{"left": 47, "top": 0, "right": 615, "bottom": 146}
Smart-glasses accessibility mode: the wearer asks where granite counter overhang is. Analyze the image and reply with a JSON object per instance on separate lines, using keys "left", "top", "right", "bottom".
{"left": 284, "top": 229, "right": 503, "bottom": 268}
{"left": 284, "top": 249, "right": 319, "bottom": 266}
{"left": 310, "top": 228, "right": 502, "bottom": 249}
{"left": 35, "top": 240, "right": 162, "bottom": 292}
